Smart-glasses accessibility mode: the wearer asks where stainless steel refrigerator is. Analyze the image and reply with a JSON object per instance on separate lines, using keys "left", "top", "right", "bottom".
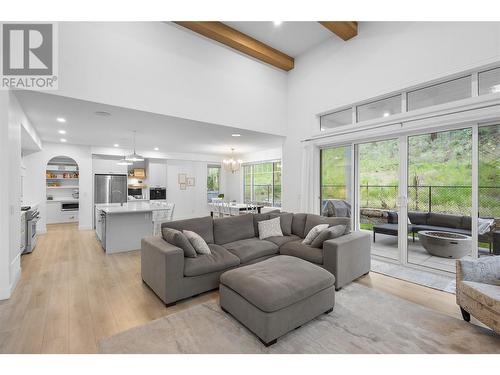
{"left": 94, "top": 174, "right": 128, "bottom": 228}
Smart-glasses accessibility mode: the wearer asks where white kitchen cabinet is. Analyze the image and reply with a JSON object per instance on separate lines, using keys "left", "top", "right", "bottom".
{"left": 60, "top": 211, "right": 79, "bottom": 223}
{"left": 46, "top": 201, "right": 62, "bottom": 224}
{"left": 47, "top": 201, "right": 79, "bottom": 223}
{"left": 92, "top": 158, "right": 128, "bottom": 175}
{"left": 148, "top": 160, "right": 167, "bottom": 187}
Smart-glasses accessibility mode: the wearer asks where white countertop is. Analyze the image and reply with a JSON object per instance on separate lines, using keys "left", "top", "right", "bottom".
{"left": 96, "top": 202, "right": 171, "bottom": 214}
{"left": 47, "top": 198, "right": 79, "bottom": 203}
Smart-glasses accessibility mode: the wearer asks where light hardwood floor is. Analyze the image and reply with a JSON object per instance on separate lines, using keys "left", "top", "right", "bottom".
{"left": 0, "top": 223, "right": 477, "bottom": 353}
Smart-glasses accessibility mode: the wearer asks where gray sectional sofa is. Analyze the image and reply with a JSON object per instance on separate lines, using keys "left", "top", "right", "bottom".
{"left": 141, "top": 212, "right": 371, "bottom": 306}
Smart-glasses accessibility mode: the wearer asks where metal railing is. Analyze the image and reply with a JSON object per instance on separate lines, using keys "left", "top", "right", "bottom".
{"left": 322, "top": 184, "right": 499, "bottom": 218}
{"left": 244, "top": 184, "right": 281, "bottom": 207}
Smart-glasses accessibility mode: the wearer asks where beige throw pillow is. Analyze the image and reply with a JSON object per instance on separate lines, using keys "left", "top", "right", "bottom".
{"left": 183, "top": 230, "right": 211, "bottom": 255}
{"left": 302, "top": 224, "right": 329, "bottom": 245}
{"left": 258, "top": 217, "right": 283, "bottom": 240}
{"left": 310, "top": 225, "right": 346, "bottom": 248}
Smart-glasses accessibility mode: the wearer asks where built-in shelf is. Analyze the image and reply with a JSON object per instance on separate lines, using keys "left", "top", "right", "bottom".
{"left": 46, "top": 186, "right": 80, "bottom": 189}
{"left": 46, "top": 178, "right": 79, "bottom": 180}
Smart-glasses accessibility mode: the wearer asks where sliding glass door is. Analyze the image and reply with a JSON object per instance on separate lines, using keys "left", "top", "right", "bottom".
{"left": 319, "top": 123, "right": 496, "bottom": 274}
{"left": 478, "top": 124, "right": 499, "bottom": 258}
{"left": 358, "top": 139, "right": 400, "bottom": 261}
{"left": 320, "top": 145, "right": 353, "bottom": 217}
{"left": 407, "top": 128, "right": 472, "bottom": 272}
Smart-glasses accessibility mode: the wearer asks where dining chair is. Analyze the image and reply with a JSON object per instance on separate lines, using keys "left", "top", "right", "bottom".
{"left": 166, "top": 202, "right": 175, "bottom": 221}
{"left": 222, "top": 201, "right": 232, "bottom": 217}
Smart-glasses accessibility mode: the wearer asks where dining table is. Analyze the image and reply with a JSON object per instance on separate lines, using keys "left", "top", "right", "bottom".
{"left": 208, "top": 202, "right": 264, "bottom": 217}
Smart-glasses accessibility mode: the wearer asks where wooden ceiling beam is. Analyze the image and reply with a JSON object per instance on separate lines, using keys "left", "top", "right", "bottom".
{"left": 319, "top": 21, "right": 358, "bottom": 41}
{"left": 174, "top": 21, "right": 294, "bottom": 71}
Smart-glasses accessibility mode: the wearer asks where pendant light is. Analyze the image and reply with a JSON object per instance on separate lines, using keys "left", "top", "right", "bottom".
{"left": 117, "top": 154, "right": 133, "bottom": 166}
{"left": 125, "top": 130, "right": 144, "bottom": 162}
{"left": 223, "top": 148, "right": 243, "bottom": 173}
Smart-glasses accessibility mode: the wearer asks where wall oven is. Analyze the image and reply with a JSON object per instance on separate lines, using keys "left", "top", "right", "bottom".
{"left": 61, "top": 202, "right": 79, "bottom": 211}
{"left": 150, "top": 187, "right": 166, "bottom": 200}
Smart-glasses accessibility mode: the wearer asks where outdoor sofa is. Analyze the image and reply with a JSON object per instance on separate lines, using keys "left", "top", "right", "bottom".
{"left": 373, "top": 211, "right": 497, "bottom": 253}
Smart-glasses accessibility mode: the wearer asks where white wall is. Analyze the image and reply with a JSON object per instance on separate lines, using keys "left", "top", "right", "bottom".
{"left": 23, "top": 143, "right": 93, "bottom": 232}
{"left": 222, "top": 169, "right": 242, "bottom": 202}
{"left": 0, "top": 91, "right": 24, "bottom": 299}
{"left": 284, "top": 21, "right": 500, "bottom": 213}
{"left": 55, "top": 22, "right": 287, "bottom": 136}
{"left": 166, "top": 159, "right": 211, "bottom": 220}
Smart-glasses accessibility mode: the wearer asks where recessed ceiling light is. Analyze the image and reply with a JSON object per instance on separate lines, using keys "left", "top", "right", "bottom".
{"left": 273, "top": 21, "right": 282, "bottom": 26}
{"left": 383, "top": 112, "right": 390, "bottom": 117}
{"left": 114, "top": 144, "right": 119, "bottom": 147}
{"left": 58, "top": 129, "right": 66, "bottom": 135}
{"left": 95, "top": 111, "right": 111, "bottom": 117}
{"left": 231, "top": 133, "right": 241, "bottom": 137}
{"left": 60, "top": 138, "right": 67, "bottom": 143}
{"left": 154, "top": 147, "right": 159, "bottom": 151}
{"left": 57, "top": 117, "right": 66, "bottom": 123}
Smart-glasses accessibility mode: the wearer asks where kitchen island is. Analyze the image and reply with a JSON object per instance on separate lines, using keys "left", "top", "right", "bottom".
{"left": 95, "top": 202, "right": 171, "bottom": 254}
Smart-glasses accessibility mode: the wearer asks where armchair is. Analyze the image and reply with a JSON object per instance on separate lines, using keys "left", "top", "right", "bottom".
{"left": 456, "top": 256, "right": 500, "bottom": 334}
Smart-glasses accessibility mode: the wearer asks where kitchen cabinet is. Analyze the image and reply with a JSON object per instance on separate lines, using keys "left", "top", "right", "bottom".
{"left": 148, "top": 160, "right": 167, "bottom": 187}
{"left": 47, "top": 201, "right": 79, "bottom": 224}
{"left": 93, "top": 158, "right": 128, "bottom": 175}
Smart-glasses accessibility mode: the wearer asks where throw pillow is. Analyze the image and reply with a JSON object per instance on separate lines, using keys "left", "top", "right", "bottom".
{"left": 258, "top": 217, "right": 283, "bottom": 240}
{"left": 269, "top": 212, "right": 293, "bottom": 236}
{"left": 162, "top": 228, "right": 197, "bottom": 258}
{"left": 183, "top": 230, "right": 211, "bottom": 255}
{"left": 302, "top": 224, "right": 329, "bottom": 245}
{"left": 311, "top": 225, "right": 346, "bottom": 248}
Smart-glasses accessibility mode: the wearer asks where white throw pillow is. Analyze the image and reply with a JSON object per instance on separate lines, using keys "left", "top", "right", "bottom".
{"left": 183, "top": 230, "right": 211, "bottom": 255}
{"left": 258, "top": 217, "right": 283, "bottom": 240}
{"left": 302, "top": 224, "right": 329, "bottom": 245}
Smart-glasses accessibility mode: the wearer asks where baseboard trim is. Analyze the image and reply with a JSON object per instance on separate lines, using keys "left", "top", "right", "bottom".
{"left": 0, "top": 255, "right": 21, "bottom": 300}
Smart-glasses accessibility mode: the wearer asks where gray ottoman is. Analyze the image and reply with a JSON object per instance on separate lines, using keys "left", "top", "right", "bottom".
{"left": 219, "top": 255, "right": 335, "bottom": 346}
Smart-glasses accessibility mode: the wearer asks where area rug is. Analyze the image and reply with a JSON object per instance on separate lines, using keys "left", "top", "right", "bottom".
{"left": 99, "top": 283, "right": 499, "bottom": 354}
{"left": 371, "top": 259, "right": 456, "bottom": 293}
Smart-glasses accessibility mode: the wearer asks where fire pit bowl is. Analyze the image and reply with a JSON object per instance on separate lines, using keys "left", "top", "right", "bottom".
{"left": 418, "top": 231, "right": 471, "bottom": 259}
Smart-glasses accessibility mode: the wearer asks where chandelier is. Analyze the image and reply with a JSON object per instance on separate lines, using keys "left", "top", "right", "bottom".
{"left": 223, "top": 148, "right": 243, "bottom": 173}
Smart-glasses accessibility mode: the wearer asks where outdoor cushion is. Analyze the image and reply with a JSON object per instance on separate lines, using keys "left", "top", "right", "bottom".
{"left": 269, "top": 212, "right": 293, "bottom": 236}
{"left": 408, "top": 211, "right": 428, "bottom": 225}
{"left": 265, "top": 234, "right": 301, "bottom": 247}
{"left": 161, "top": 228, "right": 197, "bottom": 258}
{"left": 222, "top": 237, "right": 279, "bottom": 264}
{"left": 220, "top": 255, "right": 335, "bottom": 312}
{"left": 213, "top": 214, "right": 254, "bottom": 245}
{"left": 280, "top": 240, "right": 323, "bottom": 264}
{"left": 304, "top": 214, "right": 351, "bottom": 236}
{"left": 162, "top": 216, "right": 214, "bottom": 244}
{"left": 183, "top": 244, "right": 240, "bottom": 277}
{"left": 253, "top": 213, "right": 270, "bottom": 237}
{"left": 387, "top": 211, "right": 398, "bottom": 224}
{"left": 427, "top": 213, "right": 462, "bottom": 229}
{"left": 291, "top": 213, "right": 308, "bottom": 238}
{"left": 461, "top": 216, "right": 472, "bottom": 230}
